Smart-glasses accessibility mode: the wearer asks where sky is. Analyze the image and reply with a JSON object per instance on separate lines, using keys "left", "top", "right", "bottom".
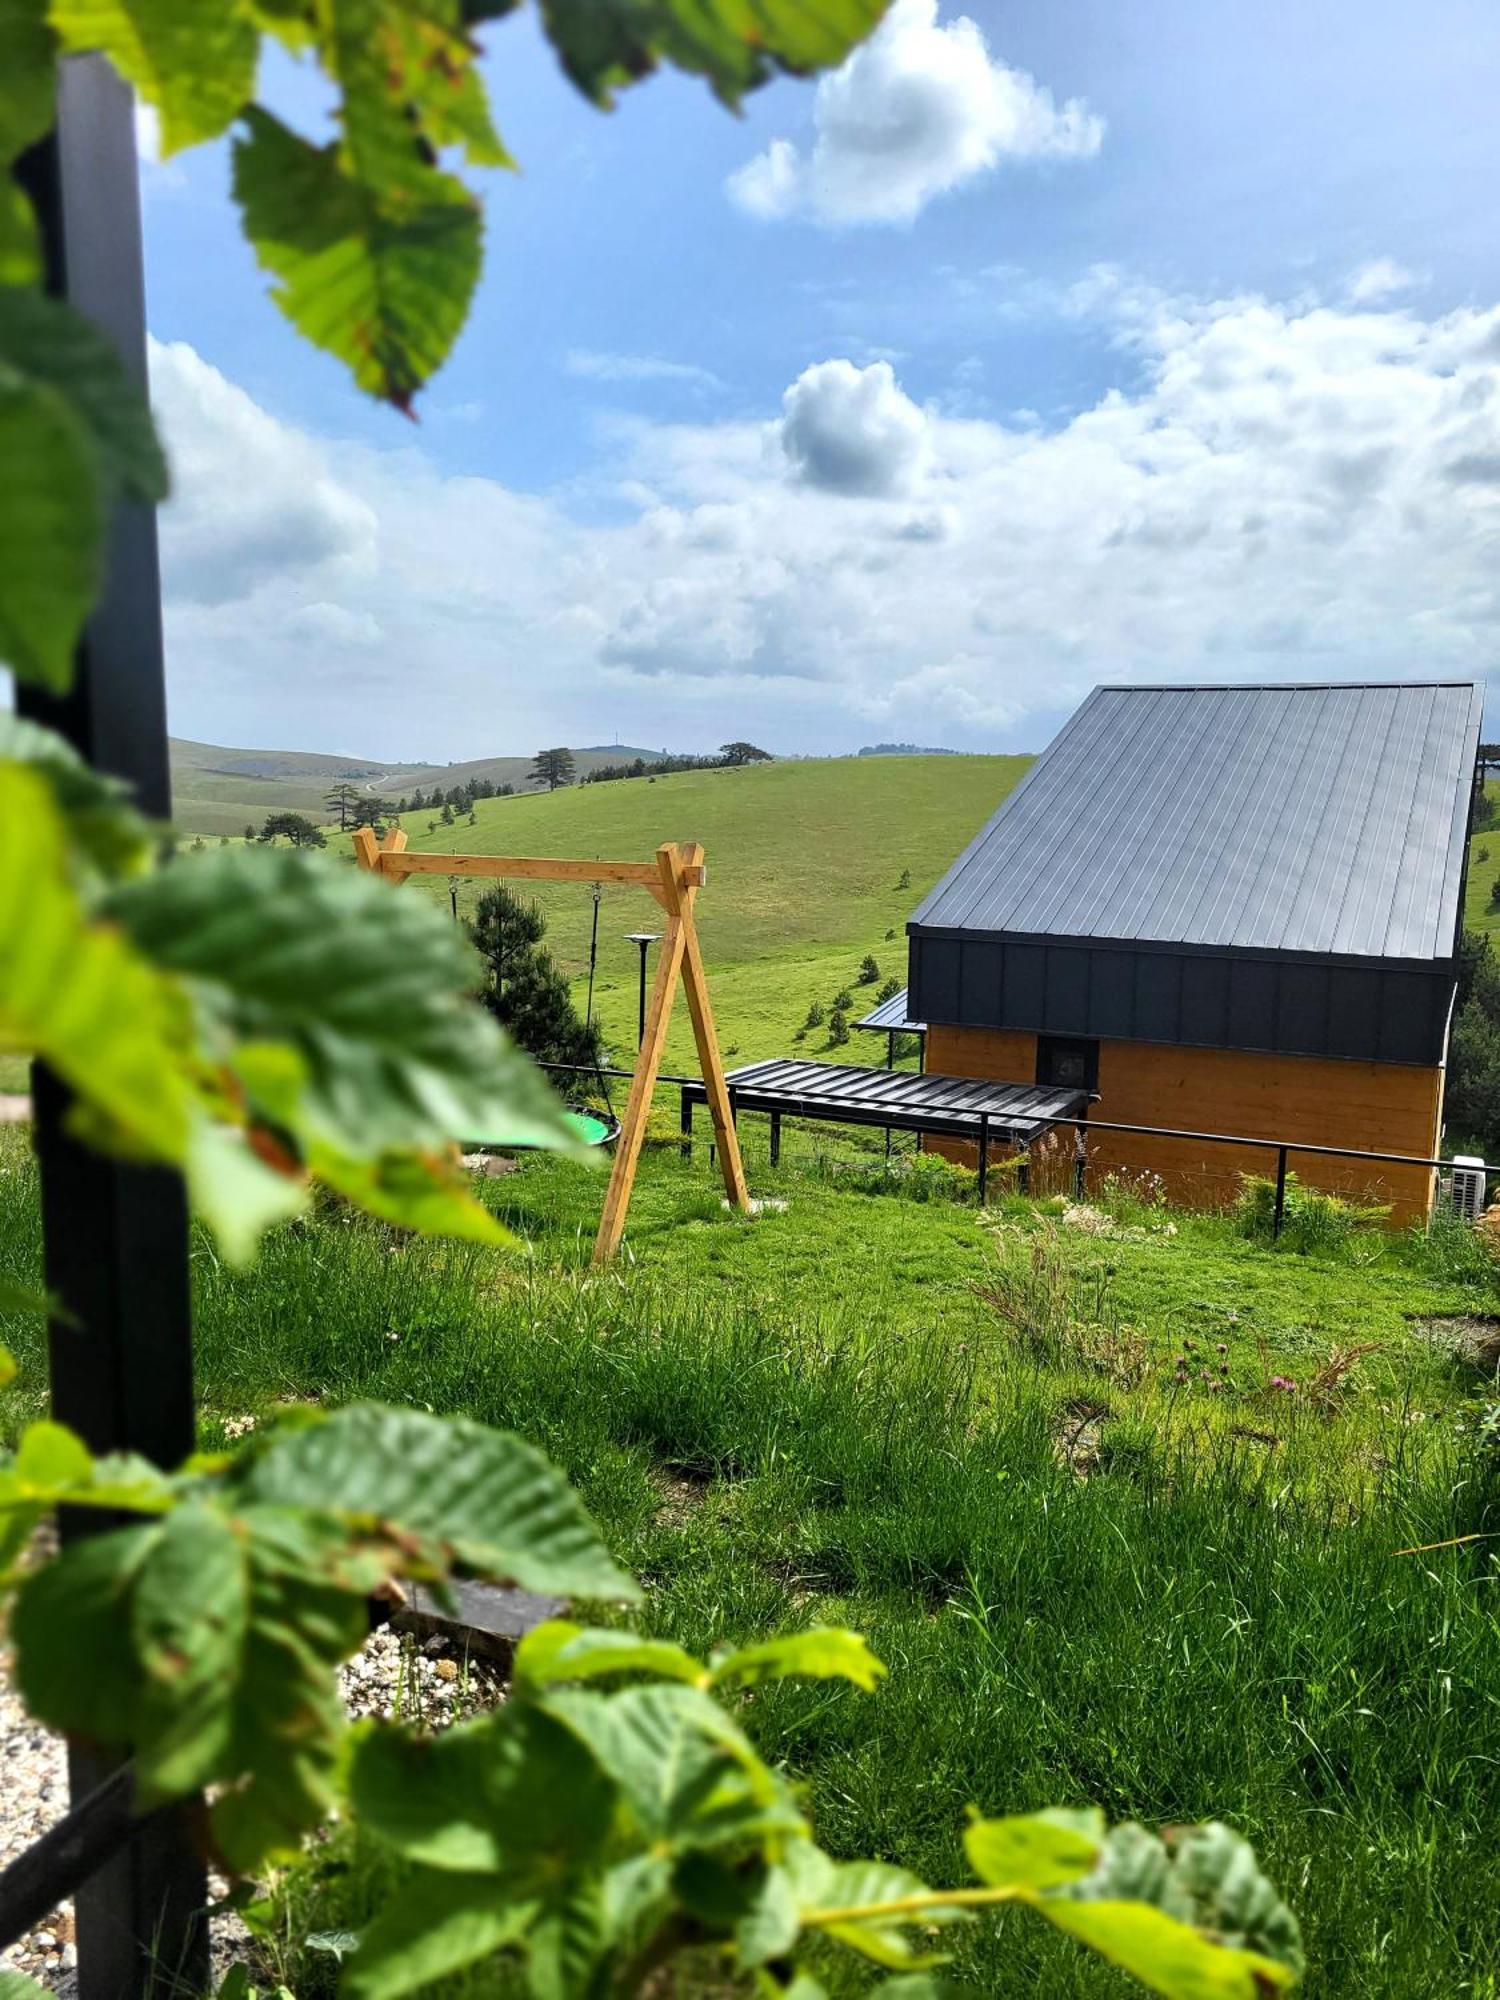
{"left": 134, "top": 0, "right": 1500, "bottom": 762}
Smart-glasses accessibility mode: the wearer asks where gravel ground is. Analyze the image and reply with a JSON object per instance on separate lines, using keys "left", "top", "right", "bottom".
{"left": 1, "top": 1623, "right": 510, "bottom": 1991}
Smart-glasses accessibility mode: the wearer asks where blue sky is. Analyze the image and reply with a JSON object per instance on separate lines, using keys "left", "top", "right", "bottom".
{"left": 138, "top": 0, "right": 1500, "bottom": 761}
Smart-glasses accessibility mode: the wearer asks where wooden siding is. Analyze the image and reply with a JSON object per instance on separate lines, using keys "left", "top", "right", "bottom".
{"left": 924, "top": 1024, "right": 1445, "bottom": 1225}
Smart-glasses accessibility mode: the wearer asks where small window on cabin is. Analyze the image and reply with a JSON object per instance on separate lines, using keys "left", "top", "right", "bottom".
{"left": 1036, "top": 1036, "right": 1098, "bottom": 1093}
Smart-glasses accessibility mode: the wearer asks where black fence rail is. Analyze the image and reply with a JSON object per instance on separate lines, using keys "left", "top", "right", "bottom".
{"left": 535, "top": 1061, "right": 1488, "bottom": 1239}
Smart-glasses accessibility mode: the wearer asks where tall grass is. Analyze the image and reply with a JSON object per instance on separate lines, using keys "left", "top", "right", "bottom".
{"left": 3, "top": 1130, "right": 1499, "bottom": 1994}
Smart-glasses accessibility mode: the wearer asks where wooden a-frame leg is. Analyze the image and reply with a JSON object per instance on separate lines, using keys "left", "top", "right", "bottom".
{"left": 593, "top": 883, "right": 688, "bottom": 1264}
{"left": 352, "top": 826, "right": 380, "bottom": 870}
{"left": 662, "top": 841, "right": 750, "bottom": 1212}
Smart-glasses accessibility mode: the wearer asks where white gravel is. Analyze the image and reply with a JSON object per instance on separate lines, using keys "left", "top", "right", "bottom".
{"left": 1, "top": 1622, "right": 509, "bottom": 1989}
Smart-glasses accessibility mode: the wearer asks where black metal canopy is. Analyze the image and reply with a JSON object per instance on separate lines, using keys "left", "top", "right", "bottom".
{"left": 853, "top": 986, "right": 926, "bottom": 1035}
{"left": 685, "top": 1058, "right": 1086, "bottom": 1144}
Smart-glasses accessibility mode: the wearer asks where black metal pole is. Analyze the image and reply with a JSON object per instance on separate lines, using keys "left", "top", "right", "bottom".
{"left": 1273, "top": 1146, "right": 1289, "bottom": 1240}
{"left": 637, "top": 937, "right": 649, "bottom": 1046}
{"left": 680, "top": 1089, "right": 693, "bottom": 1159}
{"left": 770, "top": 1112, "right": 781, "bottom": 1167}
{"left": 978, "top": 1113, "right": 989, "bottom": 1205}
{"left": 14, "top": 57, "right": 209, "bottom": 2000}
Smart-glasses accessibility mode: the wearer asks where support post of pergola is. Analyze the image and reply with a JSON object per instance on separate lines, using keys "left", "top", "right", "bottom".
{"left": 13, "top": 57, "right": 209, "bottom": 2000}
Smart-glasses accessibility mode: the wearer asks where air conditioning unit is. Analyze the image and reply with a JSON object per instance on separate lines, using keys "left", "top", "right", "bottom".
{"left": 1449, "top": 1155, "right": 1487, "bottom": 1221}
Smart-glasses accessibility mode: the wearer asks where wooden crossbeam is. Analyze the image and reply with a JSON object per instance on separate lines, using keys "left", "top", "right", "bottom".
{"left": 351, "top": 833, "right": 746, "bottom": 1257}
{"left": 371, "top": 849, "right": 705, "bottom": 895}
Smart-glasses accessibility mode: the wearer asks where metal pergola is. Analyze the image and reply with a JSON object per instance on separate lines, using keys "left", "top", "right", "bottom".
{"left": 852, "top": 985, "right": 926, "bottom": 1069}
{"left": 681, "top": 1057, "right": 1088, "bottom": 1196}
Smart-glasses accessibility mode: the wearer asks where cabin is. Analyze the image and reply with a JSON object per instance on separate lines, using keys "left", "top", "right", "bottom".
{"left": 908, "top": 681, "right": 1483, "bottom": 1223}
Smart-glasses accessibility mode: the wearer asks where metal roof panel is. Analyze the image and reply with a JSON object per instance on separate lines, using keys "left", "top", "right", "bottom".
{"left": 909, "top": 682, "right": 1482, "bottom": 963}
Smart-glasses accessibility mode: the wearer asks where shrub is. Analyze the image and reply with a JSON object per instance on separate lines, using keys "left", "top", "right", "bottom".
{"left": 897, "top": 866, "right": 912, "bottom": 889}
{"left": 1235, "top": 1171, "right": 1388, "bottom": 1255}
{"left": 832, "top": 988, "right": 853, "bottom": 1010}
{"left": 877, "top": 975, "right": 901, "bottom": 1003}
{"left": 804, "top": 1000, "right": 825, "bottom": 1029}
{"left": 857, "top": 953, "right": 880, "bottom": 984}
{"left": 828, "top": 1008, "right": 850, "bottom": 1045}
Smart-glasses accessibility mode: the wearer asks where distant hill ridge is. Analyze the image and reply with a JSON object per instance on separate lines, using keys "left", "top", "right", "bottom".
{"left": 168, "top": 736, "right": 694, "bottom": 835}
{"left": 857, "top": 742, "right": 961, "bottom": 757}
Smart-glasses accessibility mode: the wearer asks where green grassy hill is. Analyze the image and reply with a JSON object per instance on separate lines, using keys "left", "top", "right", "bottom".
{"left": 168, "top": 738, "right": 684, "bottom": 835}
{"left": 1463, "top": 789, "right": 1500, "bottom": 934}
{"left": 364, "top": 744, "right": 668, "bottom": 802}
{"left": 169, "top": 736, "right": 415, "bottom": 836}
{"left": 364, "top": 753, "right": 1029, "bottom": 1074}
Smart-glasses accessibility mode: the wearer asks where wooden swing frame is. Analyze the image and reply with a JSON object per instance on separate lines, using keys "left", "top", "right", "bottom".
{"left": 353, "top": 824, "right": 750, "bottom": 1262}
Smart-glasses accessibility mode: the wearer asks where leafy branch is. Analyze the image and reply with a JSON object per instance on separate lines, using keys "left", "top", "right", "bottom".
{"left": 0, "top": 1361, "right": 1304, "bottom": 1999}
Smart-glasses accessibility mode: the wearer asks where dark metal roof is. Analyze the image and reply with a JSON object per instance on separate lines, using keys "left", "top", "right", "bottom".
{"left": 684, "top": 1058, "right": 1086, "bottom": 1142}
{"left": 910, "top": 682, "right": 1482, "bottom": 965}
{"left": 853, "top": 987, "right": 926, "bottom": 1034}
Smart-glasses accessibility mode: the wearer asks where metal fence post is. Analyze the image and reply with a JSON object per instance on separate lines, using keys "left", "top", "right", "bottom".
{"left": 769, "top": 1111, "right": 781, "bottom": 1167}
{"left": 1272, "top": 1146, "right": 1289, "bottom": 1239}
{"left": 977, "top": 1113, "right": 990, "bottom": 1205}
{"left": 679, "top": 1088, "right": 693, "bottom": 1158}
{"left": 14, "top": 58, "right": 209, "bottom": 2000}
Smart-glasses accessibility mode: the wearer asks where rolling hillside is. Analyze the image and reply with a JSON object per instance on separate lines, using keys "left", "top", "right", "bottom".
{"left": 354, "top": 754, "right": 1030, "bottom": 1075}
{"left": 168, "top": 737, "right": 679, "bottom": 835}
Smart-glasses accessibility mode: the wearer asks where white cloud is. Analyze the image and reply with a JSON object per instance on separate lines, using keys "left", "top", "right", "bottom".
{"left": 726, "top": 0, "right": 1103, "bottom": 227}
{"left": 1347, "top": 257, "right": 1420, "bottom": 303}
{"left": 779, "top": 359, "right": 931, "bottom": 495}
{"left": 153, "top": 275, "right": 1500, "bottom": 755}
{"left": 565, "top": 350, "right": 722, "bottom": 390}
{"left": 149, "top": 340, "right": 376, "bottom": 607}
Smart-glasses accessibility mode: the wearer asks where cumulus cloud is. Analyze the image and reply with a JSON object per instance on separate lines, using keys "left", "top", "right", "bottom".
{"left": 779, "top": 359, "right": 931, "bottom": 495}
{"left": 150, "top": 340, "right": 376, "bottom": 607}
{"left": 154, "top": 275, "right": 1500, "bottom": 755}
{"left": 727, "top": 0, "right": 1103, "bottom": 226}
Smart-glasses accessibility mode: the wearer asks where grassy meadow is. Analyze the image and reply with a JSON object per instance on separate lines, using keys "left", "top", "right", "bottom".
{"left": 3, "top": 1119, "right": 1498, "bottom": 1998}
{"left": 356, "top": 753, "right": 1027, "bottom": 1073}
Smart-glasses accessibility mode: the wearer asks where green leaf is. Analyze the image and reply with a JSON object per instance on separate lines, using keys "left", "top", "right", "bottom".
{"left": 308, "top": 1141, "right": 504, "bottom": 1248}
{"left": 514, "top": 1619, "right": 706, "bottom": 1688}
{"left": 103, "top": 845, "right": 580, "bottom": 1163}
{"left": 732, "top": 1861, "right": 800, "bottom": 1966}
{"left": 12, "top": 1519, "right": 160, "bottom": 1744}
{"left": 526, "top": 1877, "right": 609, "bottom": 2000}
{"left": 233, "top": 1404, "right": 638, "bottom": 1599}
{"left": 232, "top": 104, "right": 480, "bottom": 408}
{"left": 50, "top": 0, "right": 257, "bottom": 151}
{"left": 0, "top": 0, "right": 56, "bottom": 164}
{"left": 0, "top": 713, "right": 155, "bottom": 878}
{"left": 1037, "top": 1900, "right": 1296, "bottom": 2000}
{"left": 0, "top": 1340, "right": 15, "bottom": 1385}
{"left": 343, "top": 1869, "right": 536, "bottom": 2000}
{"left": 964, "top": 1810, "right": 1104, "bottom": 1892}
{"left": 535, "top": 0, "right": 892, "bottom": 109}
{"left": 710, "top": 1627, "right": 885, "bottom": 1693}
{"left": 13, "top": 1420, "right": 93, "bottom": 1488}
{"left": 789, "top": 1846, "right": 965, "bottom": 1971}
{"left": 131, "top": 1501, "right": 251, "bottom": 1797}
{"left": 0, "top": 766, "right": 193, "bottom": 1158}
{"left": 542, "top": 1683, "right": 804, "bottom": 1853}
{"left": 348, "top": 1704, "right": 614, "bottom": 1876}
{"left": 0, "top": 288, "right": 167, "bottom": 504}
{"left": 0, "top": 375, "right": 100, "bottom": 689}
{"left": 187, "top": 1119, "right": 309, "bottom": 1268}
{"left": 0, "top": 181, "right": 40, "bottom": 284}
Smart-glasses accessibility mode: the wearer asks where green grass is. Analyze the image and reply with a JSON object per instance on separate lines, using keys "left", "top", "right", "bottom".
{"left": 1462, "top": 789, "right": 1499, "bottom": 935}
{"left": 370, "top": 753, "right": 1026, "bottom": 1071}
{"left": 4, "top": 1124, "right": 1498, "bottom": 1998}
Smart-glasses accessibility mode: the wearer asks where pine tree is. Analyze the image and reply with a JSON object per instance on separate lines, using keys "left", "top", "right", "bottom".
{"left": 469, "top": 886, "right": 603, "bottom": 1071}
{"left": 530, "top": 747, "right": 576, "bottom": 791}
